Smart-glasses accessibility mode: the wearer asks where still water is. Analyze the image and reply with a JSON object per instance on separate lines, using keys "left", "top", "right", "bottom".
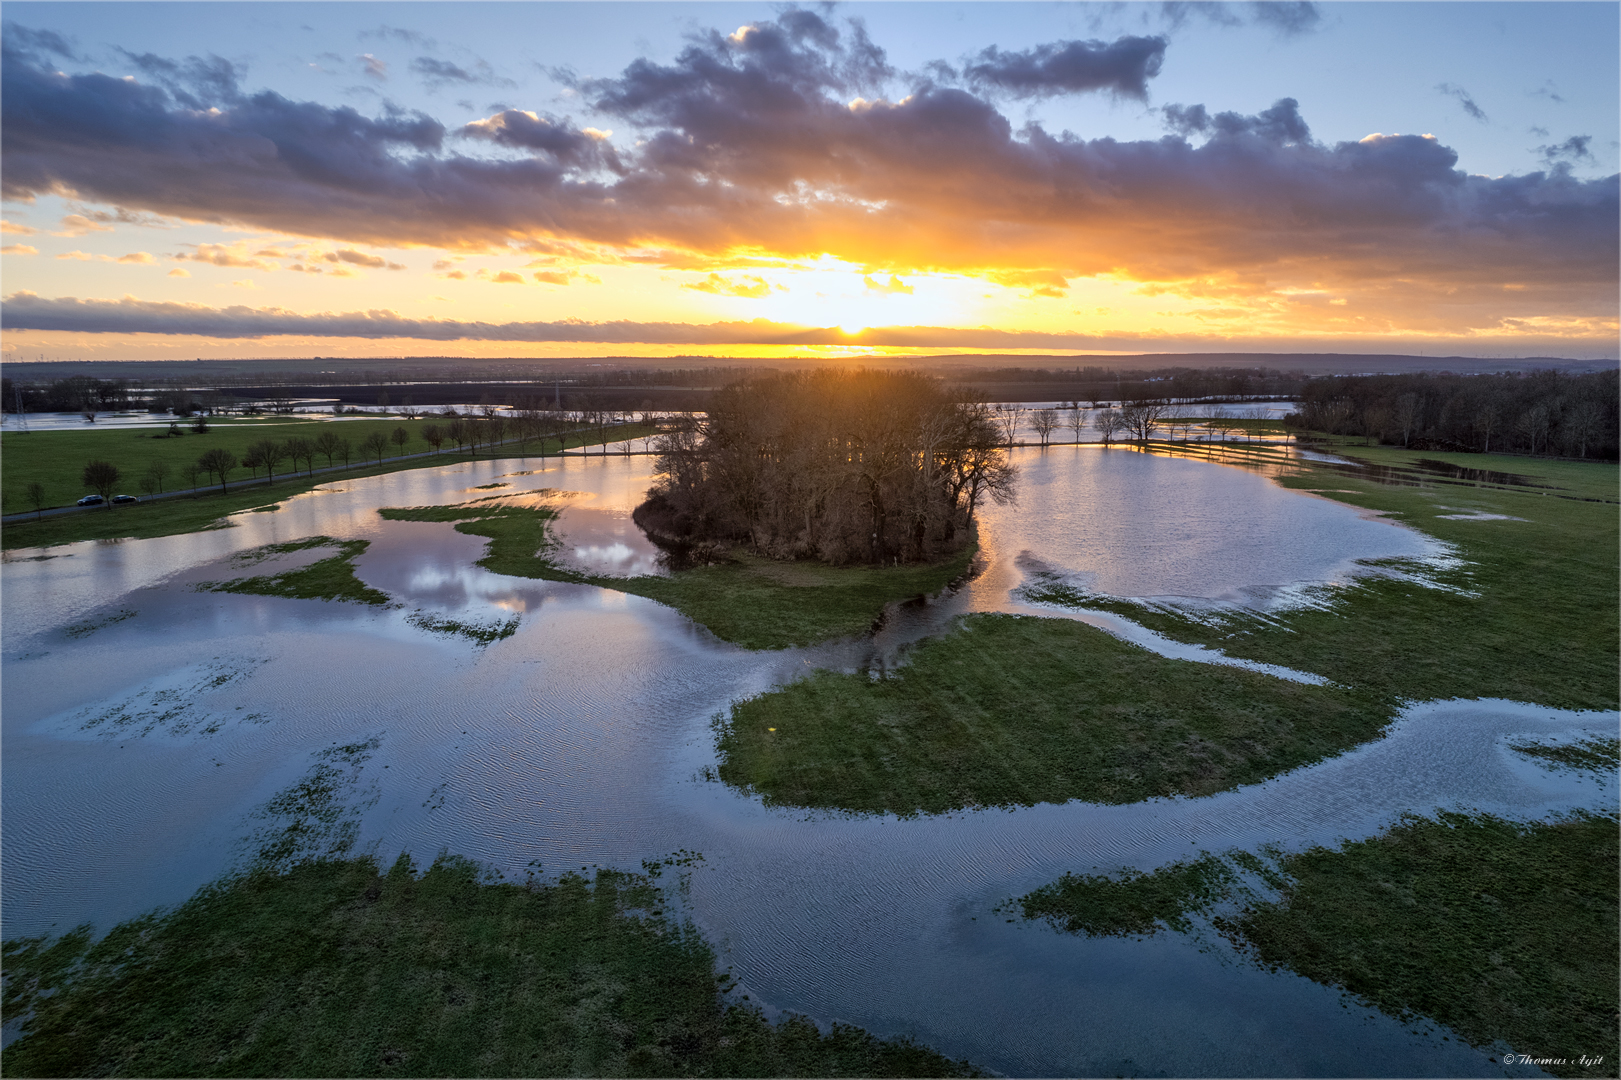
{"left": 3, "top": 446, "right": 1608, "bottom": 1077}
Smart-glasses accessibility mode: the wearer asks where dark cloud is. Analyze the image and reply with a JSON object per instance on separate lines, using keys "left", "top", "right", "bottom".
{"left": 1160, "top": 97, "right": 1310, "bottom": 143}
{"left": 1, "top": 17, "right": 1614, "bottom": 310}
{"left": 361, "top": 25, "right": 433, "bottom": 48}
{"left": 410, "top": 56, "right": 517, "bottom": 92}
{"left": 2, "top": 22, "right": 79, "bottom": 62}
{"left": 1538, "top": 135, "right": 1594, "bottom": 167}
{"left": 1158, "top": 2, "right": 1321, "bottom": 35}
{"left": 117, "top": 49, "right": 243, "bottom": 109}
{"left": 0, "top": 292, "right": 1150, "bottom": 348}
{"left": 1436, "top": 82, "right": 1488, "bottom": 123}
{"left": 1529, "top": 80, "right": 1566, "bottom": 104}
{"left": 963, "top": 36, "right": 1166, "bottom": 100}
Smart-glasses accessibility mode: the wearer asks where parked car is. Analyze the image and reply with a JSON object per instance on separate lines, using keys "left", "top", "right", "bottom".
{"left": 76, "top": 494, "right": 104, "bottom": 506}
{"left": 112, "top": 494, "right": 139, "bottom": 505}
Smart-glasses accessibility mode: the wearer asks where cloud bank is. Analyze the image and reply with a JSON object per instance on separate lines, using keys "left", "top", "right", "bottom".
{"left": 1, "top": 9, "right": 1616, "bottom": 337}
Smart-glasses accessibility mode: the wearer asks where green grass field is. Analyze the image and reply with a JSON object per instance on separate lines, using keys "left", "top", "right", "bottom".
{"left": 716, "top": 612, "right": 1392, "bottom": 813}
{"left": 1, "top": 855, "right": 977, "bottom": 1078}
{"left": 200, "top": 537, "right": 390, "bottom": 606}
{"left": 378, "top": 502, "right": 975, "bottom": 650}
{"left": 1, "top": 422, "right": 651, "bottom": 551}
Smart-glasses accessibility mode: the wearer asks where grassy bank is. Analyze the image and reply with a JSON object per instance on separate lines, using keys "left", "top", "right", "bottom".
{"left": 716, "top": 613, "right": 1392, "bottom": 813}
{"left": 1024, "top": 443, "right": 1619, "bottom": 711}
{"left": 200, "top": 537, "right": 388, "bottom": 606}
{"left": 1012, "top": 810, "right": 1619, "bottom": 1078}
{"left": 1, "top": 856, "right": 976, "bottom": 1078}
{"left": 378, "top": 503, "right": 976, "bottom": 650}
{"left": 1, "top": 425, "right": 649, "bottom": 552}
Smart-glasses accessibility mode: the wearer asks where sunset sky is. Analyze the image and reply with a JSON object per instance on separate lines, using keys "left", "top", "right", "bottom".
{"left": 2, "top": 1, "right": 1617, "bottom": 362}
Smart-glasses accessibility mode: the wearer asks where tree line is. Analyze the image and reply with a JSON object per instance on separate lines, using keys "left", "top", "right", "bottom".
{"left": 1289, "top": 370, "right": 1618, "bottom": 460}
{"left": 639, "top": 369, "right": 1015, "bottom": 566}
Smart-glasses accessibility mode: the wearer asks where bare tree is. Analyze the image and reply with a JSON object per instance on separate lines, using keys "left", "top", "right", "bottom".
{"left": 82, "top": 460, "right": 119, "bottom": 505}
{"left": 250, "top": 439, "right": 289, "bottom": 483}
{"left": 197, "top": 448, "right": 238, "bottom": 494}
{"left": 145, "top": 460, "right": 170, "bottom": 494}
{"left": 314, "top": 430, "right": 343, "bottom": 467}
{"left": 285, "top": 436, "right": 316, "bottom": 477}
{"left": 1067, "top": 406, "right": 1089, "bottom": 444}
{"left": 1030, "top": 408, "right": 1058, "bottom": 448}
{"left": 421, "top": 423, "right": 446, "bottom": 454}
{"left": 993, "top": 405, "right": 1024, "bottom": 448}
{"left": 180, "top": 462, "right": 202, "bottom": 494}
{"left": 1393, "top": 393, "right": 1422, "bottom": 448}
{"left": 336, "top": 437, "right": 353, "bottom": 467}
{"left": 363, "top": 430, "right": 390, "bottom": 464}
{"left": 391, "top": 426, "right": 413, "bottom": 457}
{"left": 25, "top": 480, "right": 48, "bottom": 519}
{"left": 1092, "top": 408, "right": 1123, "bottom": 446}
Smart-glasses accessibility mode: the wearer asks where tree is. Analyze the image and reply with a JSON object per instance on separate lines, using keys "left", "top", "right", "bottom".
{"left": 336, "top": 437, "right": 354, "bottom": 467}
{"left": 25, "top": 480, "right": 47, "bottom": 519}
{"left": 285, "top": 436, "right": 315, "bottom": 477}
{"left": 641, "top": 369, "right": 1014, "bottom": 565}
{"left": 363, "top": 431, "right": 389, "bottom": 464}
{"left": 82, "top": 460, "right": 119, "bottom": 505}
{"left": 314, "top": 430, "right": 343, "bottom": 467}
{"left": 391, "top": 426, "right": 412, "bottom": 456}
{"left": 1092, "top": 408, "right": 1123, "bottom": 446}
{"left": 1393, "top": 393, "right": 1422, "bottom": 448}
{"left": 1118, "top": 401, "right": 1167, "bottom": 442}
{"left": 249, "top": 439, "right": 289, "bottom": 483}
{"left": 145, "top": 460, "right": 170, "bottom": 494}
{"left": 993, "top": 405, "right": 1023, "bottom": 448}
{"left": 421, "top": 423, "right": 446, "bottom": 454}
{"left": 181, "top": 463, "right": 202, "bottom": 493}
{"left": 1067, "top": 406, "right": 1089, "bottom": 444}
{"left": 197, "top": 448, "right": 238, "bottom": 494}
{"left": 1030, "top": 408, "right": 1058, "bottom": 448}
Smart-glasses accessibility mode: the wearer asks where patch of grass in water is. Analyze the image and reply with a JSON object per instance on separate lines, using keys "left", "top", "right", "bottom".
{"left": 1026, "top": 445, "right": 1618, "bottom": 713}
{"left": 1510, "top": 736, "right": 1620, "bottom": 775}
{"left": 1012, "top": 810, "right": 1619, "bottom": 1078}
{"left": 379, "top": 503, "right": 975, "bottom": 650}
{"left": 0, "top": 855, "right": 979, "bottom": 1078}
{"left": 716, "top": 613, "right": 1393, "bottom": 814}
{"left": 470, "top": 482, "right": 509, "bottom": 489}
{"left": 63, "top": 607, "right": 137, "bottom": 639}
{"left": 1015, "top": 855, "right": 1236, "bottom": 937}
{"left": 1229, "top": 811, "right": 1619, "bottom": 1079}
{"left": 203, "top": 537, "right": 389, "bottom": 606}
{"left": 407, "top": 610, "right": 521, "bottom": 646}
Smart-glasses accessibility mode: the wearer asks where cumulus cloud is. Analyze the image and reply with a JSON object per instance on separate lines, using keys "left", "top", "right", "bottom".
{"left": 168, "top": 267, "right": 189, "bottom": 277}
{"left": 684, "top": 272, "right": 774, "bottom": 297}
{"left": 117, "top": 252, "right": 156, "bottom": 263}
{"left": 0, "top": 14, "right": 1614, "bottom": 325}
{"left": 2, "top": 244, "right": 39, "bottom": 255}
{"left": 1, "top": 219, "right": 37, "bottom": 235}
{"left": 862, "top": 274, "right": 912, "bottom": 295}
{"left": 962, "top": 36, "right": 1166, "bottom": 100}
{"left": 54, "top": 213, "right": 114, "bottom": 237}
{"left": 1436, "top": 82, "right": 1488, "bottom": 123}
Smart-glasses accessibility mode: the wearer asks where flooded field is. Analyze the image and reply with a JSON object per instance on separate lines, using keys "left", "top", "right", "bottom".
{"left": 3, "top": 446, "right": 1610, "bottom": 1076}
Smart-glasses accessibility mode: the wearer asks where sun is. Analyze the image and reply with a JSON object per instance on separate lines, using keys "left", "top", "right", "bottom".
{"left": 840, "top": 323, "right": 866, "bottom": 336}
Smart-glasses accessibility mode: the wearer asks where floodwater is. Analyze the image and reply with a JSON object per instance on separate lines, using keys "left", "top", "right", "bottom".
{"left": 3, "top": 445, "right": 1610, "bottom": 1077}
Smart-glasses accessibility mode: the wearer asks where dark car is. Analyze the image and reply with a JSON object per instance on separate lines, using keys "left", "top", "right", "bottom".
{"left": 113, "top": 494, "right": 139, "bottom": 505}
{"left": 76, "top": 494, "right": 104, "bottom": 506}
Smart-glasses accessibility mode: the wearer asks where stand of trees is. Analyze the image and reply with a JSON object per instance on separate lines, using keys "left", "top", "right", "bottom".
{"left": 1291, "top": 370, "right": 1619, "bottom": 460}
{"left": 637, "top": 369, "right": 1015, "bottom": 566}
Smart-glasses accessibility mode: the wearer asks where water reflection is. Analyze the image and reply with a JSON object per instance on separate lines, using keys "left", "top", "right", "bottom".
{"left": 2, "top": 446, "right": 1605, "bottom": 1078}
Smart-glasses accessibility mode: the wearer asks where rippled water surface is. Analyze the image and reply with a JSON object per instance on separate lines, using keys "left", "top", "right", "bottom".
{"left": 4, "top": 447, "right": 1608, "bottom": 1077}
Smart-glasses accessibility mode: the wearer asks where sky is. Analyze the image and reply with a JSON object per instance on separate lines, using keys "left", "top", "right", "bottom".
{"left": 1, "top": 1, "right": 1617, "bottom": 363}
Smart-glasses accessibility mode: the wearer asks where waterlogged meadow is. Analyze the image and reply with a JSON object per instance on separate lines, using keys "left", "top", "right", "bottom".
{"left": 3, "top": 441, "right": 1615, "bottom": 1076}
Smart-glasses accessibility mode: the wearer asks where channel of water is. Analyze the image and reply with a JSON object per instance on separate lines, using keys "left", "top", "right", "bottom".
{"left": 3, "top": 445, "right": 1609, "bottom": 1077}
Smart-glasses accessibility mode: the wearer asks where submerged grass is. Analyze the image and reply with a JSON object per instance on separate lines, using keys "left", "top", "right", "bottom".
{"left": 717, "top": 613, "right": 1392, "bottom": 813}
{"left": 1233, "top": 811, "right": 1619, "bottom": 1078}
{"left": 1509, "top": 736, "right": 1621, "bottom": 775}
{"left": 0, "top": 856, "right": 977, "bottom": 1078}
{"left": 1010, "top": 811, "right": 1619, "bottom": 1078}
{"left": 1015, "top": 855, "right": 1237, "bottom": 937}
{"left": 202, "top": 537, "right": 389, "bottom": 606}
{"left": 1027, "top": 444, "right": 1618, "bottom": 712}
{"left": 378, "top": 502, "right": 975, "bottom": 650}
{"left": 407, "top": 610, "right": 521, "bottom": 646}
